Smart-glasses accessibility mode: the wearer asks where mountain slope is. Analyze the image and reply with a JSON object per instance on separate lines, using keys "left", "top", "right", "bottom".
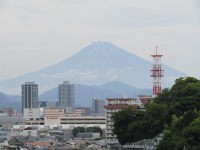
{"left": 39, "top": 83, "right": 118, "bottom": 107}
{"left": 0, "top": 81, "right": 151, "bottom": 109}
{"left": 98, "top": 81, "right": 141, "bottom": 95}
{"left": 40, "top": 41, "right": 149, "bottom": 72}
{"left": 0, "top": 91, "right": 21, "bottom": 110}
{"left": 0, "top": 41, "right": 185, "bottom": 94}
{"left": 39, "top": 81, "right": 152, "bottom": 107}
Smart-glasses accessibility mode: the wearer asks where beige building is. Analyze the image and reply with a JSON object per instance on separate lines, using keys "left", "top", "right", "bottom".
{"left": 20, "top": 108, "right": 106, "bottom": 129}
{"left": 44, "top": 108, "right": 64, "bottom": 125}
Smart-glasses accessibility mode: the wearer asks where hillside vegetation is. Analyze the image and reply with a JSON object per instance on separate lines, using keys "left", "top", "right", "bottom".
{"left": 113, "top": 77, "right": 200, "bottom": 149}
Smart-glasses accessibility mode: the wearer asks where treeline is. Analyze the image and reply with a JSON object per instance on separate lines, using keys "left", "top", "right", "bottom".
{"left": 112, "top": 77, "right": 200, "bottom": 150}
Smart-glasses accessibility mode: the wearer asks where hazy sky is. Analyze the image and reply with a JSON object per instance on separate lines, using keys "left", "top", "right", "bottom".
{"left": 0, "top": 0, "right": 200, "bottom": 81}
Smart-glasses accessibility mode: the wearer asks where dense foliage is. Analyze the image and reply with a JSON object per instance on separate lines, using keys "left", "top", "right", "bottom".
{"left": 72, "top": 126, "right": 103, "bottom": 137}
{"left": 112, "top": 77, "right": 200, "bottom": 149}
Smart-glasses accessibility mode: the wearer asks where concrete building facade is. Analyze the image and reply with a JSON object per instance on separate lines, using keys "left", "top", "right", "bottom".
{"left": 58, "top": 81, "right": 75, "bottom": 113}
{"left": 92, "top": 98, "right": 105, "bottom": 116}
{"left": 23, "top": 108, "right": 41, "bottom": 120}
{"left": 104, "top": 98, "right": 140, "bottom": 144}
{"left": 14, "top": 115, "right": 106, "bottom": 130}
{"left": 44, "top": 108, "right": 64, "bottom": 126}
{"left": 21, "top": 82, "right": 38, "bottom": 114}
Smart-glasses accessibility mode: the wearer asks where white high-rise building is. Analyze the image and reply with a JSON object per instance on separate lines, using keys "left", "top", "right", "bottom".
{"left": 58, "top": 81, "right": 75, "bottom": 113}
{"left": 21, "top": 82, "right": 38, "bottom": 113}
{"left": 104, "top": 98, "right": 140, "bottom": 144}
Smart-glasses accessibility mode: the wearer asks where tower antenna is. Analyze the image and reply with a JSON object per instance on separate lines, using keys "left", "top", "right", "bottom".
{"left": 151, "top": 46, "right": 164, "bottom": 96}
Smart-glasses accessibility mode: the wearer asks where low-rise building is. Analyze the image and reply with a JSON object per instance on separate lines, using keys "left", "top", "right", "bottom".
{"left": 74, "top": 107, "right": 91, "bottom": 116}
{"left": 23, "top": 108, "right": 41, "bottom": 120}
{"left": 22, "top": 127, "right": 38, "bottom": 137}
{"left": 27, "top": 108, "right": 106, "bottom": 129}
{"left": 44, "top": 108, "right": 64, "bottom": 126}
{"left": 60, "top": 116, "right": 106, "bottom": 129}
{"left": 77, "top": 132, "right": 100, "bottom": 139}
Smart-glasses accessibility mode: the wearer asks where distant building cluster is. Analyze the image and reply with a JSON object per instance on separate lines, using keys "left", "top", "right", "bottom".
{"left": 0, "top": 80, "right": 154, "bottom": 149}
{"left": 18, "top": 81, "right": 107, "bottom": 129}
{"left": 19, "top": 80, "right": 153, "bottom": 145}
{"left": 21, "top": 81, "right": 75, "bottom": 115}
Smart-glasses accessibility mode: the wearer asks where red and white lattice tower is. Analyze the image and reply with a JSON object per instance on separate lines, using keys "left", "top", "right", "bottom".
{"left": 151, "top": 46, "right": 164, "bottom": 96}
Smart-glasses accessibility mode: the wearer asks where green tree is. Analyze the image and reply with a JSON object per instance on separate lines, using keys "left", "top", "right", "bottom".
{"left": 87, "top": 127, "right": 103, "bottom": 136}
{"left": 112, "top": 77, "right": 200, "bottom": 149}
{"left": 72, "top": 127, "right": 85, "bottom": 137}
{"left": 183, "top": 116, "right": 200, "bottom": 149}
{"left": 112, "top": 108, "right": 146, "bottom": 144}
{"left": 157, "top": 111, "right": 200, "bottom": 150}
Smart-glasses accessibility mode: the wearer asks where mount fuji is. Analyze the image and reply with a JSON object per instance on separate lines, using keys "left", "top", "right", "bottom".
{"left": 0, "top": 41, "right": 185, "bottom": 95}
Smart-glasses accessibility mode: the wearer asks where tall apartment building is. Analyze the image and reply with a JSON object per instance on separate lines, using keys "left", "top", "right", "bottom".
{"left": 92, "top": 98, "right": 105, "bottom": 116}
{"left": 104, "top": 98, "right": 140, "bottom": 144}
{"left": 58, "top": 81, "right": 75, "bottom": 113}
{"left": 21, "top": 82, "right": 38, "bottom": 113}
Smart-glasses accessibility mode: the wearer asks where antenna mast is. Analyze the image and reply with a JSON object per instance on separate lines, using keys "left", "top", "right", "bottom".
{"left": 151, "top": 46, "right": 164, "bottom": 96}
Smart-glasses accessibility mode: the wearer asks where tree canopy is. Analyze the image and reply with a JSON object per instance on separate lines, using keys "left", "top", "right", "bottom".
{"left": 112, "top": 77, "right": 200, "bottom": 149}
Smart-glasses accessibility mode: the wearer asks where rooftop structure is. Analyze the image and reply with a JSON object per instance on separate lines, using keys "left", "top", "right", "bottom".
{"left": 139, "top": 95, "right": 153, "bottom": 106}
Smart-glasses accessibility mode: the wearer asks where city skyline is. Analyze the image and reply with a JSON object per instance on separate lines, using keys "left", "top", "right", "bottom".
{"left": 0, "top": 0, "right": 200, "bottom": 81}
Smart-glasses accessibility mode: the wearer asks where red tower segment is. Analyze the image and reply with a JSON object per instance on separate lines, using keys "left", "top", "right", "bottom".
{"left": 151, "top": 46, "right": 164, "bottom": 96}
